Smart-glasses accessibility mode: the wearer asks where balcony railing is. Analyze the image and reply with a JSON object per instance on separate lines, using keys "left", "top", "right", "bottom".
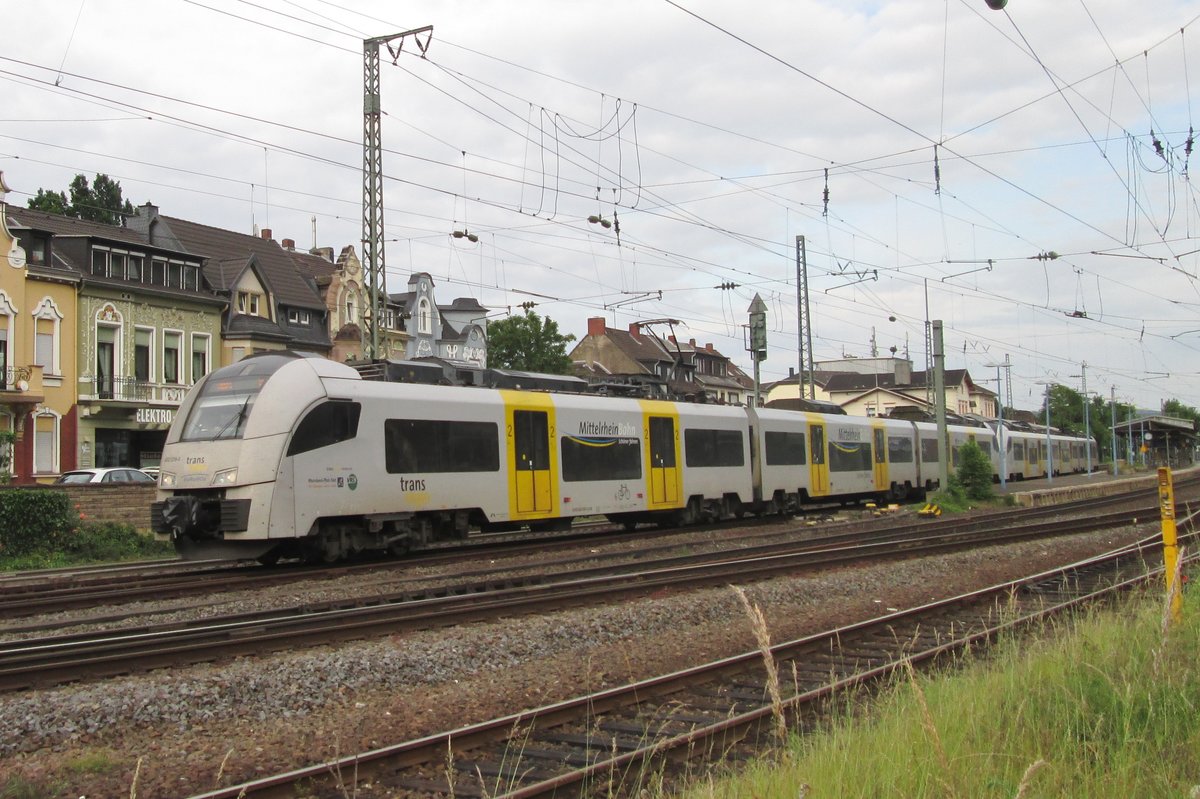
{"left": 85, "top": 376, "right": 189, "bottom": 404}
{"left": 0, "top": 365, "right": 45, "bottom": 403}
{"left": 0, "top": 366, "right": 32, "bottom": 392}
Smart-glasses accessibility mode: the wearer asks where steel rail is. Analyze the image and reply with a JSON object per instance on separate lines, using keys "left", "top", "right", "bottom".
{"left": 186, "top": 531, "right": 1197, "bottom": 799}
{"left": 0, "top": 504, "right": 1170, "bottom": 692}
{"left": 2, "top": 473, "right": 1179, "bottom": 620}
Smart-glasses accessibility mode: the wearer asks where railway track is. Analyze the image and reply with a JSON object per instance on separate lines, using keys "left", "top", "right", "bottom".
{"left": 2, "top": 473, "right": 1183, "bottom": 620}
{"left": 0, "top": 501, "right": 1171, "bottom": 692}
{"left": 186, "top": 529, "right": 1198, "bottom": 799}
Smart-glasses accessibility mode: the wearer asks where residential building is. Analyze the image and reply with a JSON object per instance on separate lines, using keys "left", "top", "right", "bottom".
{"left": 570, "top": 317, "right": 753, "bottom": 402}
{"left": 128, "top": 206, "right": 333, "bottom": 365}
{"left": 390, "top": 273, "right": 487, "bottom": 366}
{"left": 4, "top": 191, "right": 225, "bottom": 477}
{"left": 0, "top": 173, "right": 77, "bottom": 482}
{"left": 766, "top": 356, "right": 995, "bottom": 419}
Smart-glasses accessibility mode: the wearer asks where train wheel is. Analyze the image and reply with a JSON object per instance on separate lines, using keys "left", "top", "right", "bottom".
{"left": 256, "top": 548, "right": 281, "bottom": 566}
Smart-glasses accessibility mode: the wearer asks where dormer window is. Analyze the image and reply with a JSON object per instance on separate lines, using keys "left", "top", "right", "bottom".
{"left": 237, "top": 291, "right": 260, "bottom": 316}
{"left": 287, "top": 309, "right": 311, "bottom": 326}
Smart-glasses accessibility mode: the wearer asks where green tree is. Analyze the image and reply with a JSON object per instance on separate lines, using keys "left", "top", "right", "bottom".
{"left": 486, "top": 311, "right": 576, "bottom": 374}
{"left": 27, "top": 173, "right": 133, "bottom": 225}
{"left": 955, "top": 440, "right": 994, "bottom": 501}
{"left": 1161, "top": 398, "right": 1200, "bottom": 426}
{"left": 26, "top": 188, "right": 70, "bottom": 216}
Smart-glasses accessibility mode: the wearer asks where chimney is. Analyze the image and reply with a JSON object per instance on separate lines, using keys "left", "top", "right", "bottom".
{"left": 628, "top": 322, "right": 641, "bottom": 337}
{"left": 689, "top": 338, "right": 697, "bottom": 347}
{"left": 282, "top": 238, "right": 295, "bottom": 251}
{"left": 261, "top": 228, "right": 273, "bottom": 241}
{"left": 706, "top": 343, "right": 715, "bottom": 352}
{"left": 587, "top": 317, "right": 607, "bottom": 336}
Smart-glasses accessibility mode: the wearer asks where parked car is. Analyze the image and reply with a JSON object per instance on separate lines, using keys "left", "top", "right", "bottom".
{"left": 140, "top": 467, "right": 160, "bottom": 480}
{"left": 54, "top": 468, "right": 157, "bottom": 485}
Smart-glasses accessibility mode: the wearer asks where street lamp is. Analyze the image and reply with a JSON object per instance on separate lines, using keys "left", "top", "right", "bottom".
{"left": 983, "top": 357, "right": 1011, "bottom": 492}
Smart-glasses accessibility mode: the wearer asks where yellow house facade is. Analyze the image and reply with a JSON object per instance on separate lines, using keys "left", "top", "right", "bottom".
{"left": 0, "top": 172, "right": 79, "bottom": 483}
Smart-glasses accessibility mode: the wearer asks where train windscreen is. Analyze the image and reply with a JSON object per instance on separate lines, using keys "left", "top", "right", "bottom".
{"left": 179, "top": 354, "right": 297, "bottom": 441}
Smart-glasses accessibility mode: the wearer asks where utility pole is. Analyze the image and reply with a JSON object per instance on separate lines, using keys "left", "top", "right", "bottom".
{"left": 932, "top": 320, "right": 949, "bottom": 491}
{"left": 984, "top": 356, "right": 1011, "bottom": 491}
{"left": 1076, "top": 361, "right": 1091, "bottom": 474}
{"left": 795, "top": 235, "right": 814, "bottom": 400}
{"left": 1110, "top": 385, "right": 1118, "bottom": 476}
{"left": 362, "top": 25, "right": 433, "bottom": 361}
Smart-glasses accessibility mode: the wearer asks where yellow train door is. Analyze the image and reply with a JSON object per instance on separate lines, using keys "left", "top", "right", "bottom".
{"left": 872, "top": 425, "right": 888, "bottom": 493}
{"left": 809, "top": 420, "right": 829, "bottom": 496}
{"left": 647, "top": 414, "right": 681, "bottom": 506}
{"left": 508, "top": 405, "right": 554, "bottom": 518}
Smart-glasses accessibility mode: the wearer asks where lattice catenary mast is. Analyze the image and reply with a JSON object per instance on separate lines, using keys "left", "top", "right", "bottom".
{"left": 362, "top": 26, "right": 432, "bottom": 360}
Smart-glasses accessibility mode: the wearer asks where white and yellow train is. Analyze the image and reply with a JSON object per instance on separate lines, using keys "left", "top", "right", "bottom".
{"left": 152, "top": 352, "right": 1096, "bottom": 562}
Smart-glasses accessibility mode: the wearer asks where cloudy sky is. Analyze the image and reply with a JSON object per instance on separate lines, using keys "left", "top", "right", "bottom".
{"left": 4, "top": 0, "right": 1200, "bottom": 415}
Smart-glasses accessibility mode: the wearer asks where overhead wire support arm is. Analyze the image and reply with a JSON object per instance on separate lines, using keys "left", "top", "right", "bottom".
{"left": 823, "top": 269, "right": 878, "bottom": 294}
{"left": 362, "top": 25, "right": 433, "bottom": 361}
{"left": 603, "top": 290, "right": 663, "bottom": 310}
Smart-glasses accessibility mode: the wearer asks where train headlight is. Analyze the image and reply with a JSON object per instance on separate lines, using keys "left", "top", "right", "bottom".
{"left": 212, "top": 467, "right": 239, "bottom": 487}
{"left": 160, "top": 471, "right": 177, "bottom": 488}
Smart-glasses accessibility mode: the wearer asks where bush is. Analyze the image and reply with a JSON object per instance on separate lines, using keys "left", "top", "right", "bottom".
{"left": 0, "top": 489, "right": 78, "bottom": 557}
{"left": 64, "top": 521, "right": 173, "bottom": 561}
{"left": 955, "top": 440, "right": 995, "bottom": 501}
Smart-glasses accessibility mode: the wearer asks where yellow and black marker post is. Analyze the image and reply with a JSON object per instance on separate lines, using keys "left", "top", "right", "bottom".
{"left": 1157, "top": 467, "right": 1182, "bottom": 626}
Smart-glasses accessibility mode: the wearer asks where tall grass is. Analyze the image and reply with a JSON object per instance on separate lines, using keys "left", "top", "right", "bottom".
{"left": 690, "top": 582, "right": 1199, "bottom": 799}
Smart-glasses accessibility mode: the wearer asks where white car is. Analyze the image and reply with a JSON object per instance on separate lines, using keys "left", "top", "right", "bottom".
{"left": 54, "top": 468, "right": 157, "bottom": 485}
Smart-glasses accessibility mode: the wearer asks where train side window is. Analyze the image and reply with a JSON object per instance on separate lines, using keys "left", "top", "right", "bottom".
{"left": 1012, "top": 442, "right": 1026, "bottom": 460}
{"left": 287, "top": 401, "right": 361, "bottom": 456}
{"left": 810, "top": 426, "right": 825, "bottom": 465}
{"left": 920, "top": 438, "right": 939, "bottom": 463}
{"left": 384, "top": 419, "right": 499, "bottom": 473}
{"left": 873, "top": 429, "right": 886, "bottom": 464}
{"left": 764, "top": 431, "right": 806, "bottom": 465}
{"left": 684, "top": 428, "right": 745, "bottom": 468}
{"left": 887, "top": 436, "right": 913, "bottom": 463}
{"left": 829, "top": 441, "right": 872, "bottom": 472}
{"left": 561, "top": 435, "right": 642, "bottom": 481}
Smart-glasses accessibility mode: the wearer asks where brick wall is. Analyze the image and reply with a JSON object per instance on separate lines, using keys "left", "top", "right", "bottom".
{"left": 43, "top": 485, "right": 158, "bottom": 532}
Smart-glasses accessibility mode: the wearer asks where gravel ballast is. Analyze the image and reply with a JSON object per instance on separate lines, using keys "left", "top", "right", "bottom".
{"left": 0, "top": 524, "right": 1152, "bottom": 798}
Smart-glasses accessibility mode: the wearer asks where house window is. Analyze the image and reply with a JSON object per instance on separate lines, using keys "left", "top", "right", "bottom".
{"left": 417, "top": 298, "right": 432, "bottom": 335}
{"left": 167, "top": 261, "right": 183, "bottom": 289}
{"left": 151, "top": 258, "right": 166, "bottom": 285}
{"left": 345, "top": 297, "right": 355, "bottom": 326}
{"left": 134, "top": 327, "right": 154, "bottom": 382}
{"left": 184, "top": 265, "right": 199, "bottom": 291}
{"left": 91, "top": 248, "right": 109, "bottom": 277}
{"left": 191, "top": 334, "right": 210, "bottom": 382}
{"left": 237, "top": 292, "right": 260, "bottom": 316}
{"left": 33, "top": 412, "right": 58, "bottom": 475}
{"left": 27, "top": 240, "right": 45, "bottom": 265}
{"left": 31, "top": 297, "right": 63, "bottom": 377}
{"left": 128, "top": 254, "right": 145, "bottom": 282}
{"left": 109, "top": 251, "right": 128, "bottom": 280}
{"left": 163, "top": 331, "right": 181, "bottom": 384}
{"left": 96, "top": 322, "right": 119, "bottom": 400}
{"left": 287, "top": 309, "right": 311, "bottom": 326}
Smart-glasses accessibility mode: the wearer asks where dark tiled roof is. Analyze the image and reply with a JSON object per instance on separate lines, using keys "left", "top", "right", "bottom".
{"left": 606, "top": 327, "right": 674, "bottom": 368}
{"left": 6, "top": 204, "right": 222, "bottom": 304}
{"left": 224, "top": 313, "right": 292, "bottom": 340}
{"left": 149, "top": 215, "right": 327, "bottom": 311}
{"left": 7, "top": 204, "right": 149, "bottom": 247}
